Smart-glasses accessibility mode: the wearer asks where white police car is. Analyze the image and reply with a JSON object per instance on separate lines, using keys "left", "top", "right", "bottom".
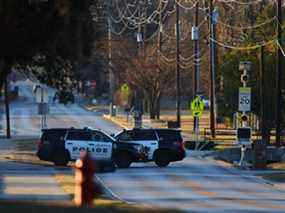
{"left": 114, "top": 128, "right": 186, "bottom": 168}
{"left": 37, "top": 127, "right": 116, "bottom": 171}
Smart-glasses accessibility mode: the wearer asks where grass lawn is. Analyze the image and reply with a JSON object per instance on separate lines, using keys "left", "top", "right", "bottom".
{"left": 260, "top": 162, "right": 285, "bottom": 183}
{"left": 3, "top": 138, "right": 53, "bottom": 165}
{"left": 0, "top": 200, "right": 181, "bottom": 213}
{"left": 55, "top": 172, "right": 181, "bottom": 212}
{"left": 262, "top": 173, "right": 285, "bottom": 182}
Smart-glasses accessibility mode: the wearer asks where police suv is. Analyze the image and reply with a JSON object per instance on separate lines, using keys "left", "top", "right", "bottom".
{"left": 37, "top": 128, "right": 115, "bottom": 170}
{"left": 114, "top": 128, "right": 186, "bottom": 168}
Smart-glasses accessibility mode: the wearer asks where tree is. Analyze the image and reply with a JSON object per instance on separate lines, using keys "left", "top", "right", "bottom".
{"left": 0, "top": 0, "right": 98, "bottom": 89}
{"left": 0, "top": 0, "right": 100, "bottom": 137}
{"left": 124, "top": 46, "right": 174, "bottom": 119}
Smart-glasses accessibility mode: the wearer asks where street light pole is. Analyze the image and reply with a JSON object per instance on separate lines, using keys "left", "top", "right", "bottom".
{"left": 175, "top": 1, "right": 181, "bottom": 127}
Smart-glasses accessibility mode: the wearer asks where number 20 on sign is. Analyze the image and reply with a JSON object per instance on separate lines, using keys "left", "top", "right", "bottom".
{"left": 238, "top": 87, "right": 251, "bottom": 112}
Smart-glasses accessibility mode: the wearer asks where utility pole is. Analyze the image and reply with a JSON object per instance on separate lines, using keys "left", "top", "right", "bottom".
{"left": 4, "top": 75, "right": 10, "bottom": 139}
{"left": 108, "top": 1, "right": 115, "bottom": 116}
{"left": 157, "top": 0, "right": 162, "bottom": 58}
{"left": 209, "top": 1, "right": 218, "bottom": 138}
{"left": 192, "top": 2, "right": 200, "bottom": 132}
{"left": 260, "top": 46, "right": 269, "bottom": 145}
{"left": 175, "top": 0, "right": 181, "bottom": 127}
{"left": 156, "top": 0, "right": 163, "bottom": 120}
{"left": 133, "top": 0, "right": 144, "bottom": 128}
{"left": 275, "top": 0, "right": 283, "bottom": 147}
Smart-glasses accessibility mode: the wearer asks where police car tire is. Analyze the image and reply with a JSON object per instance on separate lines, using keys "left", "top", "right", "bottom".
{"left": 115, "top": 154, "right": 132, "bottom": 168}
{"left": 154, "top": 151, "right": 170, "bottom": 167}
{"left": 53, "top": 151, "right": 69, "bottom": 166}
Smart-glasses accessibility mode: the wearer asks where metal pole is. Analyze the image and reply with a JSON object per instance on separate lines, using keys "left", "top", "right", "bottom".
{"left": 4, "top": 75, "right": 11, "bottom": 138}
{"left": 275, "top": 0, "right": 283, "bottom": 147}
{"left": 108, "top": 2, "right": 115, "bottom": 116}
{"left": 260, "top": 46, "right": 267, "bottom": 144}
{"left": 156, "top": 0, "right": 162, "bottom": 120}
{"left": 210, "top": 1, "right": 217, "bottom": 138}
{"left": 157, "top": 0, "right": 162, "bottom": 58}
{"left": 193, "top": 2, "right": 199, "bottom": 132}
{"left": 175, "top": 1, "right": 181, "bottom": 127}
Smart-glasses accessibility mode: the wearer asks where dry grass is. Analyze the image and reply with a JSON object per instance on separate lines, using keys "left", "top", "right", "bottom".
{"left": 84, "top": 104, "right": 109, "bottom": 112}
{"left": 267, "top": 162, "right": 285, "bottom": 170}
{"left": 259, "top": 162, "right": 285, "bottom": 183}
{"left": 54, "top": 173, "right": 181, "bottom": 212}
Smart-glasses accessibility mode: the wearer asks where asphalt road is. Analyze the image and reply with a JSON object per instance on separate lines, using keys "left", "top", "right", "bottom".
{"left": 2, "top": 80, "right": 121, "bottom": 137}
{"left": 1, "top": 80, "right": 285, "bottom": 212}
{"left": 98, "top": 157, "right": 285, "bottom": 212}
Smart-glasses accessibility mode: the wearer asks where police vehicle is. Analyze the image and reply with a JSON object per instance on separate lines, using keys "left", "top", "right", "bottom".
{"left": 37, "top": 127, "right": 115, "bottom": 171}
{"left": 114, "top": 128, "right": 186, "bottom": 168}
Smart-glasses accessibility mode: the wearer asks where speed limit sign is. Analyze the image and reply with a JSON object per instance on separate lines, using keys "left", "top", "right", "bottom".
{"left": 239, "top": 87, "right": 251, "bottom": 112}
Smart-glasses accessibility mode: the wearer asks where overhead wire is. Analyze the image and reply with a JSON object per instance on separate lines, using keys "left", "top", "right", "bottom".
{"left": 217, "top": 16, "right": 277, "bottom": 30}
{"left": 215, "top": 0, "right": 274, "bottom": 5}
{"left": 210, "top": 37, "right": 277, "bottom": 50}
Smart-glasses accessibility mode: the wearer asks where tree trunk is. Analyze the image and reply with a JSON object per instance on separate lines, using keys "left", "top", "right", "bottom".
{"left": 148, "top": 93, "right": 156, "bottom": 119}
{"left": 155, "top": 94, "right": 161, "bottom": 120}
{"left": 4, "top": 74, "right": 11, "bottom": 138}
{"left": 149, "top": 101, "right": 156, "bottom": 119}
{"left": 0, "top": 59, "right": 6, "bottom": 91}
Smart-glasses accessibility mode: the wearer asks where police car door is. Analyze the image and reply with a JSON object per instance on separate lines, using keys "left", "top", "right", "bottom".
{"left": 65, "top": 130, "right": 91, "bottom": 160}
{"left": 133, "top": 130, "right": 158, "bottom": 160}
{"left": 90, "top": 131, "right": 113, "bottom": 160}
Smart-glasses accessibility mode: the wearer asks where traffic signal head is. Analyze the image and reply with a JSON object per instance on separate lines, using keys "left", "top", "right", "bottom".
{"left": 241, "top": 114, "right": 249, "bottom": 122}
{"left": 241, "top": 73, "right": 249, "bottom": 83}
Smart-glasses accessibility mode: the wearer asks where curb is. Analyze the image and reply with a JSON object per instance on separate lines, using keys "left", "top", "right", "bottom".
{"left": 206, "top": 156, "right": 285, "bottom": 192}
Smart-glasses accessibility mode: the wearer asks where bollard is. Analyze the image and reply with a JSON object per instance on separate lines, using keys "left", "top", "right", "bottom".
{"left": 74, "top": 151, "right": 101, "bottom": 206}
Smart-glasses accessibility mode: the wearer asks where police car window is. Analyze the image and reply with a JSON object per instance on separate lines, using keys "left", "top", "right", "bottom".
{"left": 133, "top": 130, "right": 156, "bottom": 141}
{"left": 66, "top": 131, "right": 92, "bottom": 141}
{"left": 156, "top": 130, "right": 182, "bottom": 141}
{"left": 117, "top": 131, "right": 132, "bottom": 141}
{"left": 42, "top": 130, "right": 67, "bottom": 142}
{"left": 92, "top": 131, "right": 113, "bottom": 142}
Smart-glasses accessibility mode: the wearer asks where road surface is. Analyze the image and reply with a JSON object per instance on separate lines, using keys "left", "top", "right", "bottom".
{"left": 1, "top": 80, "right": 121, "bottom": 137}
{"left": 1, "top": 80, "right": 285, "bottom": 212}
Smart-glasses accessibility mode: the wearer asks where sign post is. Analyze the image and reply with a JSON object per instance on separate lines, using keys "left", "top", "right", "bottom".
{"left": 35, "top": 86, "right": 49, "bottom": 129}
{"left": 120, "top": 84, "right": 131, "bottom": 121}
{"left": 238, "top": 61, "right": 252, "bottom": 167}
{"left": 191, "top": 96, "right": 205, "bottom": 147}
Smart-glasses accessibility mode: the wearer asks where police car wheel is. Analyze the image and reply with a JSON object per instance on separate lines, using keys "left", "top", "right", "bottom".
{"left": 154, "top": 152, "right": 170, "bottom": 167}
{"left": 115, "top": 154, "right": 132, "bottom": 168}
{"left": 53, "top": 151, "right": 69, "bottom": 166}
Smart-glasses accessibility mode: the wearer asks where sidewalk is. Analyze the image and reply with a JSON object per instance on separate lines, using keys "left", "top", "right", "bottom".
{"left": 0, "top": 138, "right": 71, "bottom": 203}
